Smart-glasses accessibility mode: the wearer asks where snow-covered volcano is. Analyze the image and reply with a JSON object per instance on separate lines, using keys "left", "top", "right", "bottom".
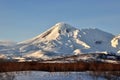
{"left": 15, "top": 22, "right": 118, "bottom": 58}
{"left": 19, "top": 23, "right": 91, "bottom": 54}
{"left": 0, "top": 22, "right": 119, "bottom": 58}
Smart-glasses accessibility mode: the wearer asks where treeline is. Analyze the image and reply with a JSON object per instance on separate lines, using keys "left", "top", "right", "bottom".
{"left": 0, "top": 61, "right": 120, "bottom": 72}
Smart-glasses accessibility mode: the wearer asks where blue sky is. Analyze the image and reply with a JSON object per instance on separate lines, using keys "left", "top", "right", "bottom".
{"left": 0, "top": 0, "right": 120, "bottom": 42}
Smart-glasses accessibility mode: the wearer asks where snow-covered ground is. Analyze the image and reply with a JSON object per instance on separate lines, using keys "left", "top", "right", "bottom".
{"left": 14, "top": 72, "right": 105, "bottom": 80}
{"left": 0, "top": 71, "right": 119, "bottom": 80}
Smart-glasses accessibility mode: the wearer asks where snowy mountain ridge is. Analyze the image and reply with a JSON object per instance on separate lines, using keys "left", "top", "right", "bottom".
{"left": 111, "top": 35, "right": 120, "bottom": 48}
{"left": 0, "top": 22, "right": 120, "bottom": 59}
{"left": 19, "top": 22, "right": 77, "bottom": 44}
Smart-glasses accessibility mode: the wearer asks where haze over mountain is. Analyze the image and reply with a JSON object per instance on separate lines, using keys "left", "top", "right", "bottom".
{"left": 0, "top": 22, "right": 120, "bottom": 59}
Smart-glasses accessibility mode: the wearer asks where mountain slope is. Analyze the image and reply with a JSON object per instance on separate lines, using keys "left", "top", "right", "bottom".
{"left": 111, "top": 35, "right": 120, "bottom": 54}
{"left": 0, "top": 22, "right": 119, "bottom": 58}
{"left": 111, "top": 35, "right": 120, "bottom": 48}
{"left": 16, "top": 22, "right": 117, "bottom": 58}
